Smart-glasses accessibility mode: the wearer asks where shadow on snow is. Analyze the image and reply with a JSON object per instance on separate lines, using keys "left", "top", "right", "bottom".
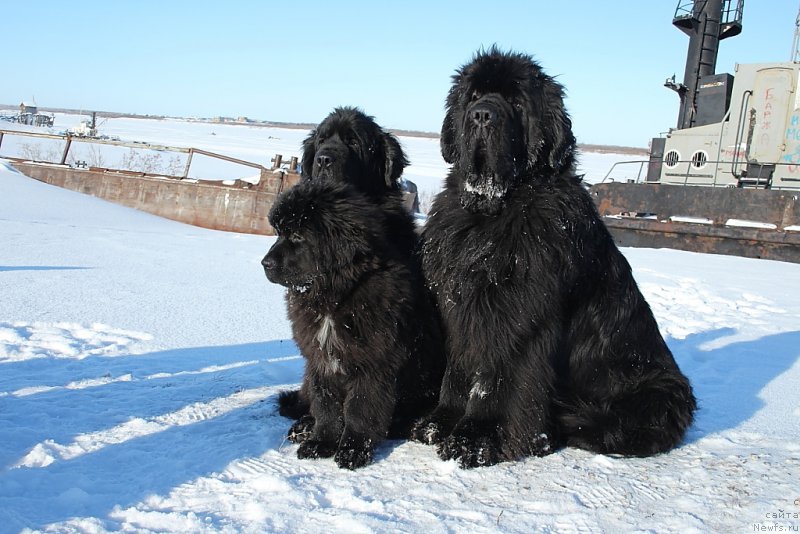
{"left": 0, "top": 339, "right": 304, "bottom": 530}
{"left": 1, "top": 329, "right": 798, "bottom": 530}
{"left": 668, "top": 328, "right": 800, "bottom": 442}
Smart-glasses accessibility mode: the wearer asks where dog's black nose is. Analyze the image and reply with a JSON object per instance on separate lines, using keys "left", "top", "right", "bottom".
{"left": 261, "top": 255, "right": 275, "bottom": 271}
{"left": 471, "top": 106, "right": 495, "bottom": 127}
{"left": 315, "top": 153, "right": 334, "bottom": 168}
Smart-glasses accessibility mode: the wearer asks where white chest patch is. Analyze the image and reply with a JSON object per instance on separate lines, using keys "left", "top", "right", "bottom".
{"left": 316, "top": 314, "right": 343, "bottom": 374}
{"left": 470, "top": 380, "right": 489, "bottom": 399}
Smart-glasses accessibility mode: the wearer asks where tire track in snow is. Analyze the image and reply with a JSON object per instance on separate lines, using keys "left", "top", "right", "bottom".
{"left": 12, "top": 385, "right": 291, "bottom": 468}
{"left": 2, "top": 360, "right": 265, "bottom": 398}
{"left": 638, "top": 275, "right": 786, "bottom": 341}
{"left": 0, "top": 321, "right": 152, "bottom": 364}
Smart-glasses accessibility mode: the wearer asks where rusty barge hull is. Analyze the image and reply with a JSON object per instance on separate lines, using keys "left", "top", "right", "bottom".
{"left": 590, "top": 182, "right": 800, "bottom": 263}
{"left": 11, "top": 161, "right": 299, "bottom": 236}
{"left": 11, "top": 161, "right": 800, "bottom": 263}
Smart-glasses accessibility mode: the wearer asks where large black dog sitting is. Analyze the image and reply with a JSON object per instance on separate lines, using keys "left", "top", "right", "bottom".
{"left": 277, "top": 107, "right": 422, "bottom": 422}
{"left": 411, "top": 48, "right": 696, "bottom": 468}
{"left": 263, "top": 179, "right": 444, "bottom": 469}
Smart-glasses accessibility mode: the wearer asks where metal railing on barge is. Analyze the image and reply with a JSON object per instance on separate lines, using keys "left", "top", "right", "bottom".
{"left": 0, "top": 128, "right": 298, "bottom": 190}
{"left": 598, "top": 158, "right": 800, "bottom": 190}
{"left": 0, "top": 128, "right": 302, "bottom": 236}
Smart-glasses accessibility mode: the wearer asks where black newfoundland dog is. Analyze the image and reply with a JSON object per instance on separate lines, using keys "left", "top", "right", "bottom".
{"left": 410, "top": 48, "right": 696, "bottom": 468}
{"left": 276, "top": 107, "right": 424, "bottom": 422}
{"left": 263, "top": 179, "right": 444, "bottom": 469}
{"left": 301, "top": 106, "right": 408, "bottom": 198}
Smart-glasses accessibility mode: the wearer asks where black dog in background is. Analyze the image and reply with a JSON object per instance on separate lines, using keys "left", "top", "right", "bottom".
{"left": 411, "top": 48, "right": 696, "bottom": 468}
{"left": 301, "top": 106, "right": 408, "bottom": 198}
{"left": 301, "top": 106, "right": 418, "bottom": 255}
{"left": 263, "top": 180, "right": 444, "bottom": 469}
{"left": 277, "top": 107, "right": 422, "bottom": 423}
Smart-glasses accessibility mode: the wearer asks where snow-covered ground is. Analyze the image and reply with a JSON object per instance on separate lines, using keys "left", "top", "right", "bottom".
{"left": 1, "top": 118, "right": 799, "bottom": 533}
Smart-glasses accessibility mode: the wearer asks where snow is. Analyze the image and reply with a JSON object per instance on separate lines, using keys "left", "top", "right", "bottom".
{"left": 1, "top": 118, "right": 800, "bottom": 533}
{"left": 725, "top": 219, "right": 779, "bottom": 230}
{"left": 669, "top": 216, "right": 714, "bottom": 225}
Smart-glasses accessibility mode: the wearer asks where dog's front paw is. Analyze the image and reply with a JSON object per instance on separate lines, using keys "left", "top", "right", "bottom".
{"left": 410, "top": 410, "right": 460, "bottom": 445}
{"left": 287, "top": 414, "right": 315, "bottom": 443}
{"left": 530, "top": 432, "right": 555, "bottom": 457}
{"left": 410, "top": 419, "right": 445, "bottom": 445}
{"left": 437, "top": 433, "right": 501, "bottom": 468}
{"left": 334, "top": 434, "right": 374, "bottom": 470}
{"left": 297, "top": 439, "right": 337, "bottom": 460}
{"left": 436, "top": 419, "right": 502, "bottom": 468}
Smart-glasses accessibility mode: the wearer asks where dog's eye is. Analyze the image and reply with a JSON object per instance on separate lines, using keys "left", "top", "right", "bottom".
{"left": 470, "top": 90, "right": 481, "bottom": 102}
{"left": 347, "top": 136, "right": 359, "bottom": 148}
{"left": 289, "top": 234, "right": 305, "bottom": 244}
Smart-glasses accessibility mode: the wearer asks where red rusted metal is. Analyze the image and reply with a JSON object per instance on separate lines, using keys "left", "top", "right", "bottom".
{"left": 10, "top": 161, "right": 301, "bottom": 236}
{"left": 60, "top": 136, "right": 72, "bottom": 165}
{"left": 1, "top": 129, "right": 312, "bottom": 237}
{"left": 601, "top": 217, "right": 800, "bottom": 263}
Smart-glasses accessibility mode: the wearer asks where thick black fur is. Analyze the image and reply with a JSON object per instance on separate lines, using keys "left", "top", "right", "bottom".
{"left": 277, "top": 107, "right": 419, "bottom": 422}
{"left": 301, "top": 106, "right": 409, "bottom": 197}
{"left": 410, "top": 48, "right": 696, "bottom": 468}
{"left": 262, "top": 180, "right": 445, "bottom": 469}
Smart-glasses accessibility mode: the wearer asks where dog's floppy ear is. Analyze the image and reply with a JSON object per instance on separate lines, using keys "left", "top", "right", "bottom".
{"left": 300, "top": 129, "right": 317, "bottom": 179}
{"left": 540, "top": 81, "right": 576, "bottom": 173}
{"left": 382, "top": 131, "right": 408, "bottom": 187}
{"left": 440, "top": 80, "right": 461, "bottom": 164}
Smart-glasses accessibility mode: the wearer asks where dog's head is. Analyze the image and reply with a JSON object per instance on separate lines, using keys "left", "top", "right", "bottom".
{"left": 262, "top": 180, "right": 384, "bottom": 293}
{"left": 440, "top": 47, "right": 576, "bottom": 214}
{"left": 301, "top": 107, "right": 409, "bottom": 198}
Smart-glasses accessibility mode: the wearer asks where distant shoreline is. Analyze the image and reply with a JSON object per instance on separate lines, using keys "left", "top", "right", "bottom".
{"left": 1, "top": 104, "right": 650, "bottom": 156}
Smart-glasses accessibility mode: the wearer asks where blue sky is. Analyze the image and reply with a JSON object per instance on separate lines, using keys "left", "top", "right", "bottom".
{"left": 2, "top": 1, "right": 797, "bottom": 147}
